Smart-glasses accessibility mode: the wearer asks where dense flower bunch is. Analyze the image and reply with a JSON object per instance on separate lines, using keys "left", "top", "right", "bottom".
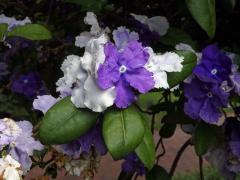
{"left": 1, "top": 1, "right": 240, "bottom": 180}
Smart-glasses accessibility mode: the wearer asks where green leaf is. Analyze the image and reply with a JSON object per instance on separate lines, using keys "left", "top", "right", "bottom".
{"left": 103, "top": 106, "right": 145, "bottom": 159}
{"left": 135, "top": 122, "right": 155, "bottom": 170}
{"left": 146, "top": 165, "right": 170, "bottom": 180}
{"left": 160, "top": 27, "right": 198, "bottom": 50}
{"left": 159, "top": 123, "right": 176, "bottom": 138}
{"left": 38, "top": 97, "right": 98, "bottom": 144}
{"left": 185, "top": 0, "right": 216, "bottom": 38}
{"left": 0, "top": 23, "right": 8, "bottom": 40}
{"left": 136, "top": 92, "right": 162, "bottom": 110}
{"left": 64, "top": 0, "right": 106, "bottom": 12}
{"left": 167, "top": 51, "right": 197, "bottom": 88}
{"left": 8, "top": 24, "right": 52, "bottom": 40}
{"left": 193, "top": 122, "right": 224, "bottom": 156}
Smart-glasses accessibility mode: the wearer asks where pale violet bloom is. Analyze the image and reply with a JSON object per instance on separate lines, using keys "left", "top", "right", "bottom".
{"left": 0, "top": 118, "right": 22, "bottom": 149}
{"left": 9, "top": 121, "right": 44, "bottom": 173}
{"left": 0, "top": 155, "right": 23, "bottom": 180}
{"left": 112, "top": 26, "right": 139, "bottom": 50}
{"left": 75, "top": 12, "right": 109, "bottom": 48}
{"left": 0, "top": 14, "right": 31, "bottom": 31}
{"left": 33, "top": 95, "right": 59, "bottom": 114}
{"left": 57, "top": 35, "right": 116, "bottom": 112}
{"left": 131, "top": 13, "right": 169, "bottom": 36}
{"left": 145, "top": 47, "right": 184, "bottom": 89}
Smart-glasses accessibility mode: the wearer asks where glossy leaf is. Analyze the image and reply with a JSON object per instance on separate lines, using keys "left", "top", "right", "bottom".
{"left": 193, "top": 122, "right": 224, "bottom": 156}
{"left": 103, "top": 106, "right": 145, "bottom": 160}
{"left": 185, "top": 0, "right": 216, "bottom": 38}
{"left": 146, "top": 165, "right": 170, "bottom": 180}
{"left": 38, "top": 97, "right": 98, "bottom": 144}
{"left": 8, "top": 24, "right": 52, "bottom": 40}
{"left": 135, "top": 122, "right": 155, "bottom": 170}
{"left": 167, "top": 51, "right": 197, "bottom": 88}
{"left": 160, "top": 27, "right": 198, "bottom": 50}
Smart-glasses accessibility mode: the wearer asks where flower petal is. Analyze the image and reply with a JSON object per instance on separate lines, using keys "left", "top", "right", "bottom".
{"left": 33, "top": 95, "right": 59, "bottom": 114}
{"left": 115, "top": 79, "right": 135, "bottom": 108}
{"left": 84, "top": 76, "right": 116, "bottom": 112}
{"left": 147, "top": 16, "right": 169, "bottom": 36}
{"left": 124, "top": 68, "right": 154, "bottom": 93}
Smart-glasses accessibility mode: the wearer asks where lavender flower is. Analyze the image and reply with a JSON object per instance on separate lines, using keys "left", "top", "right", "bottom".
{"left": 9, "top": 121, "right": 44, "bottom": 172}
{"left": 184, "top": 78, "right": 229, "bottom": 124}
{"left": 0, "top": 118, "right": 22, "bottom": 150}
{"left": 122, "top": 153, "right": 146, "bottom": 176}
{"left": 33, "top": 95, "right": 59, "bottom": 114}
{"left": 194, "top": 45, "right": 232, "bottom": 84}
{"left": 11, "top": 72, "right": 47, "bottom": 99}
{"left": 230, "top": 64, "right": 240, "bottom": 95}
{"left": 97, "top": 41, "right": 154, "bottom": 108}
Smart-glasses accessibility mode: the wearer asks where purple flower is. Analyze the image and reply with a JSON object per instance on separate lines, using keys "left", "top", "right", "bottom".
{"left": 11, "top": 72, "right": 47, "bottom": 99}
{"left": 8, "top": 121, "right": 44, "bottom": 172}
{"left": 184, "top": 78, "right": 229, "bottom": 124}
{"left": 58, "top": 121, "right": 107, "bottom": 157}
{"left": 97, "top": 41, "right": 154, "bottom": 108}
{"left": 194, "top": 45, "right": 232, "bottom": 84}
{"left": 230, "top": 64, "right": 240, "bottom": 95}
{"left": 122, "top": 153, "right": 146, "bottom": 176}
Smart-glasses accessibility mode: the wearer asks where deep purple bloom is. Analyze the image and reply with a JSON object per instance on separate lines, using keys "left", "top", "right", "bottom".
{"left": 58, "top": 121, "right": 107, "bottom": 157}
{"left": 11, "top": 72, "right": 47, "bottom": 99}
{"left": 184, "top": 78, "right": 229, "bottom": 124}
{"left": 97, "top": 41, "right": 154, "bottom": 108}
{"left": 194, "top": 45, "right": 232, "bottom": 84}
{"left": 122, "top": 153, "right": 146, "bottom": 176}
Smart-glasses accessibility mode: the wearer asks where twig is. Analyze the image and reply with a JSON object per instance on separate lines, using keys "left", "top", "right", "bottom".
{"left": 156, "top": 138, "right": 166, "bottom": 164}
{"left": 169, "top": 138, "right": 191, "bottom": 177}
{"left": 199, "top": 156, "right": 204, "bottom": 180}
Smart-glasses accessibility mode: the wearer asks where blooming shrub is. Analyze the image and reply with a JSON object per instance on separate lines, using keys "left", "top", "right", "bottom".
{"left": 0, "top": 0, "right": 240, "bottom": 179}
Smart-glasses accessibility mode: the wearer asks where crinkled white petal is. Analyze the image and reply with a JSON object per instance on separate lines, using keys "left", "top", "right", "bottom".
{"left": 83, "top": 76, "right": 115, "bottom": 112}
{"left": 82, "top": 34, "right": 108, "bottom": 75}
{"left": 145, "top": 47, "right": 183, "bottom": 89}
{"left": 0, "top": 155, "right": 23, "bottom": 180}
{"left": 56, "top": 77, "right": 73, "bottom": 97}
{"left": 33, "top": 95, "right": 59, "bottom": 114}
{"left": 153, "top": 71, "right": 169, "bottom": 89}
{"left": 75, "top": 32, "right": 92, "bottom": 48}
{"left": 71, "top": 84, "right": 86, "bottom": 109}
{"left": 84, "top": 12, "right": 101, "bottom": 35}
{"left": 147, "top": 16, "right": 169, "bottom": 36}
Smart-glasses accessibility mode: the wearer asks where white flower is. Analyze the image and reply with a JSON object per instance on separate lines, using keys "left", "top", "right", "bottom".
{"left": 0, "top": 14, "right": 31, "bottom": 31}
{"left": 33, "top": 95, "right": 59, "bottom": 114}
{"left": 75, "top": 12, "right": 109, "bottom": 48}
{"left": 0, "top": 155, "right": 23, "bottom": 180}
{"left": 145, "top": 47, "right": 184, "bottom": 89}
{"left": 57, "top": 35, "right": 115, "bottom": 112}
{"left": 131, "top": 13, "right": 169, "bottom": 36}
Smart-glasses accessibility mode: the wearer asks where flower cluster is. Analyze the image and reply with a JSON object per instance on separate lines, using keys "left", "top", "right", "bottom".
{"left": 0, "top": 118, "right": 44, "bottom": 177}
{"left": 184, "top": 45, "right": 240, "bottom": 124}
{"left": 56, "top": 12, "right": 183, "bottom": 112}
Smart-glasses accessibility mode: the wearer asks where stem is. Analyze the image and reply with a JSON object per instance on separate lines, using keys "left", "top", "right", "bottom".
{"left": 134, "top": 103, "right": 153, "bottom": 115}
{"left": 169, "top": 138, "right": 191, "bottom": 177}
{"left": 199, "top": 156, "right": 204, "bottom": 180}
{"left": 156, "top": 138, "right": 166, "bottom": 164}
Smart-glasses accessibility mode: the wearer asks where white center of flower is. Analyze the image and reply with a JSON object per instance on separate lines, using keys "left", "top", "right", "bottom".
{"left": 119, "top": 65, "right": 127, "bottom": 73}
{"left": 211, "top": 68, "right": 217, "bottom": 75}
{"left": 207, "top": 92, "right": 213, "bottom": 98}
{"left": 23, "top": 79, "right": 28, "bottom": 83}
